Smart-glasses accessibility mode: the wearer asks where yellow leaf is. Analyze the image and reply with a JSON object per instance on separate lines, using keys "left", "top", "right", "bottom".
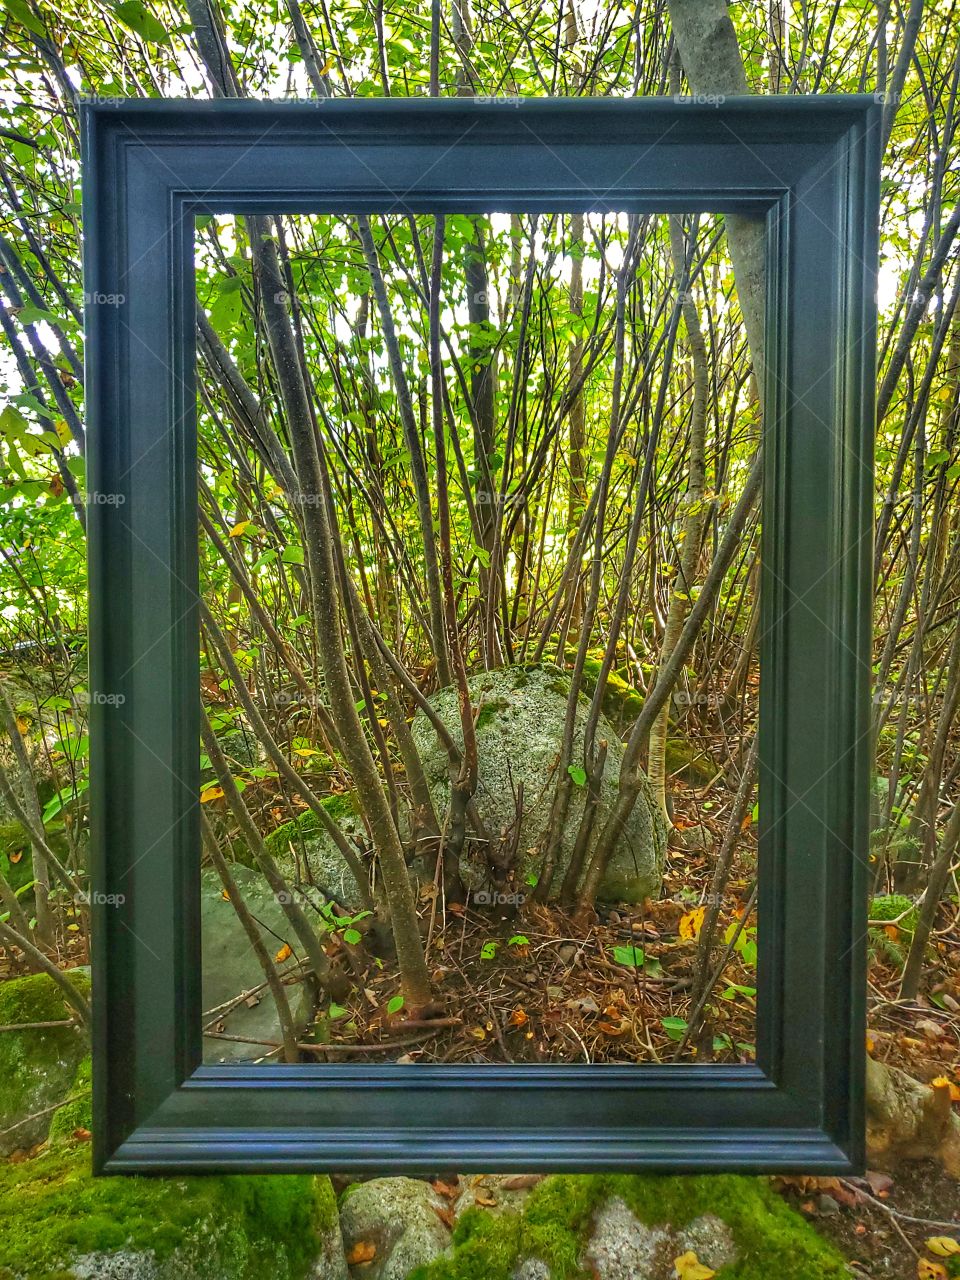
{"left": 55, "top": 417, "right": 72, "bottom": 447}
{"left": 292, "top": 746, "right": 320, "bottom": 758}
{"left": 228, "top": 519, "right": 251, "bottom": 537}
{"left": 274, "top": 943, "right": 292, "bottom": 963}
{"left": 918, "top": 1259, "right": 948, "bottom": 1279}
{"left": 346, "top": 1241, "right": 376, "bottom": 1264}
{"left": 674, "top": 1251, "right": 716, "bottom": 1280}
{"left": 927, "top": 1237, "right": 960, "bottom": 1257}
{"left": 679, "top": 905, "right": 706, "bottom": 941}
{"left": 319, "top": 55, "right": 335, "bottom": 76}
{"left": 200, "top": 785, "right": 224, "bottom": 803}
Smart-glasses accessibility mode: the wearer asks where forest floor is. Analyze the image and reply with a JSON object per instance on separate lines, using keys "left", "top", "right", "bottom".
{"left": 779, "top": 1161, "right": 960, "bottom": 1277}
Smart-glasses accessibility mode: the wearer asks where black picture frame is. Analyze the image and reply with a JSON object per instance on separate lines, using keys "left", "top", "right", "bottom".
{"left": 81, "top": 95, "right": 880, "bottom": 1175}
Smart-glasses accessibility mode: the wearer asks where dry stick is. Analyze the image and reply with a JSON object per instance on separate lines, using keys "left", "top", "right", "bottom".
{"left": 356, "top": 214, "right": 450, "bottom": 685}
{"left": 201, "top": 812, "right": 300, "bottom": 1063}
{"left": 693, "top": 735, "right": 759, "bottom": 992}
{"left": 557, "top": 243, "right": 687, "bottom": 892}
{"left": 344, "top": 582, "right": 440, "bottom": 839}
{"left": 0, "top": 918, "right": 90, "bottom": 1025}
{"left": 648, "top": 208, "right": 711, "bottom": 820}
{"left": 678, "top": 881, "right": 758, "bottom": 1057}
{"left": 0, "top": 1093, "right": 84, "bottom": 1140}
{"left": 185, "top": 1, "right": 417, "bottom": 999}
{"left": 200, "top": 603, "right": 373, "bottom": 911}
{"left": 559, "top": 740, "right": 608, "bottom": 905}
{"left": 0, "top": 866, "right": 33, "bottom": 938}
{"left": 537, "top": 220, "right": 642, "bottom": 900}
{"left": 429, "top": 214, "right": 476, "bottom": 899}
{"left": 576, "top": 450, "right": 762, "bottom": 917}
{"left": 0, "top": 684, "right": 54, "bottom": 943}
{"left": 0, "top": 760, "right": 83, "bottom": 904}
{"left": 363, "top": 606, "right": 490, "bottom": 846}
{"left": 195, "top": 506, "right": 337, "bottom": 737}
{"left": 204, "top": 1029, "right": 445, "bottom": 1054}
{"left": 249, "top": 219, "right": 432, "bottom": 1009}
{"left": 901, "top": 796, "right": 960, "bottom": 999}
{"left": 199, "top": 708, "right": 336, "bottom": 992}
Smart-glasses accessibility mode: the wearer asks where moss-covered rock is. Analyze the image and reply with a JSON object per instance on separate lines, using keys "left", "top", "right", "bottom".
{"left": 0, "top": 970, "right": 90, "bottom": 1156}
{"left": 0, "top": 1142, "right": 345, "bottom": 1280}
{"left": 263, "top": 796, "right": 367, "bottom": 912}
{"left": 409, "top": 1173, "right": 849, "bottom": 1280}
{"left": 46, "top": 1058, "right": 92, "bottom": 1146}
{"left": 410, "top": 666, "right": 666, "bottom": 904}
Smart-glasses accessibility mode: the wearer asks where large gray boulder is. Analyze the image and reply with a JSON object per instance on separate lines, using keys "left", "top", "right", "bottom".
{"left": 410, "top": 665, "right": 666, "bottom": 904}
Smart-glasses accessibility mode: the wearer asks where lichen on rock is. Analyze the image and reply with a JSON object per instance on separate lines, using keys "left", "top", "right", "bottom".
{"left": 410, "top": 665, "right": 666, "bottom": 904}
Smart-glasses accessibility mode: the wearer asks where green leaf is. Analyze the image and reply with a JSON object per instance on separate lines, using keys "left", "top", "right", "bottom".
{"left": 114, "top": 1, "right": 171, "bottom": 43}
{"left": 479, "top": 940, "right": 498, "bottom": 960}
{"left": 16, "top": 303, "right": 59, "bottom": 326}
{"left": 661, "top": 1016, "right": 688, "bottom": 1040}
{"left": 2, "top": 0, "right": 47, "bottom": 37}
{"left": 386, "top": 995, "right": 405, "bottom": 1014}
{"left": 612, "top": 944, "right": 645, "bottom": 967}
{"left": 508, "top": 934, "right": 529, "bottom": 947}
{"left": 0, "top": 404, "right": 30, "bottom": 440}
{"left": 721, "top": 983, "right": 757, "bottom": 1000}
{"left": 327, "top": 1002, "right": 348, "bottom": 1020}
{"left": 342, "top": 927, "right": 362, "bottom": 945}
{"left": 567, "top": 764, "right": 587, "bottom": 786}
{"left": 281, "top": 545, "right": 305, "bottom": 565}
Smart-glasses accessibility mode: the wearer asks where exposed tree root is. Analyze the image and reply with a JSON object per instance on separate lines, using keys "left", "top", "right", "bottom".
{"left": 866, "top": 1056, "right": 960, "bottom": 1176}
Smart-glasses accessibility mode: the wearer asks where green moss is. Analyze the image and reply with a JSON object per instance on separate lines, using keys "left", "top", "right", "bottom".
{"left": 46, "top": 1058, "right": 92, "bottom": 1146}
{"left": 578, "top": 655, "right": 645, "bottom": 726}
{"left": 409, "top": 1174, "right": 848, "bottom": 1280}
{"left": 0, "top": 1143, "right": 335, "bottom": 1280}
{"left": 868, "top": 893, "right": 921, "bottom": 969}
{"left": 475, "top": 699, "right": 509, "bottom": 731}
{"left": 263, "top": 794, "right": 357, "bottom": 859}
{"left": 869, "top": 893, "right": 919, "bottom": 935}
{"left": 0, "top": 969, "right": 89, "bottom": 1026}
{"left": 0, "top": 971, "right": 91, "bottom": 1153}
